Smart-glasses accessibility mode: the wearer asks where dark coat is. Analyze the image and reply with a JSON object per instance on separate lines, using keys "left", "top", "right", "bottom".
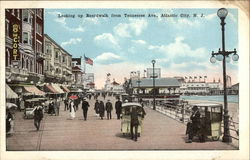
{"left": 99, "top": 101, "right": 105, "bottom": 117}
{"left": 94, "top": 101, "right": 100, "bottom": 113}
{"left": 105, "top": 102, "right": 113, "bottom": 112}
{"left": 34, "top": 107, "right": 43, "bottom": 121}
{"left": 190, "top": 110, "right": 201, "bottom": 133}
{"left": 6, "top": 112, "right": 14, "bottom": 133}
{"left": 82, "top": 100, "right": 89, "bottom": 111}
{"left": 115, "top": 100, "right": 122, "bottom": 114}
{"left": 131, "top": 108, "right": 139, "bottom": 126}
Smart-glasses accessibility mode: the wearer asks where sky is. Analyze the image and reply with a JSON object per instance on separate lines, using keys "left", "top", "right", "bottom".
{"left": 44, "top": 8, "right": 238, "bottom": 89}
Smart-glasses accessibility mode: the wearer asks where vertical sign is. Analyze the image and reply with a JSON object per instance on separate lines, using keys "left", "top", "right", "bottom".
{"left": 12, "top": 24, "right": 20, "bottom": 65}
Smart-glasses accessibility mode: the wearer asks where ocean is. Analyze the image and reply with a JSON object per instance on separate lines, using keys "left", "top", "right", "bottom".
{"left": 180, "top": 95, "right": 239, "bottom": 103}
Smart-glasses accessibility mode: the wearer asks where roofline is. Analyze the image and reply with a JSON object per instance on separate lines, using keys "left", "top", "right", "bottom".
{"left": 44, "top": 34, "right": 72, "bottom": 57}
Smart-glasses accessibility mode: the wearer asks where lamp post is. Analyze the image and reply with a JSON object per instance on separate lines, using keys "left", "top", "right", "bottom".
{"left": 137, "top": 71, "right": 141, "bottom": 102}
{"left": 151, "top": 60, "right": 156, "bottom": 110}
{"left": 210, "top": 8, "right": 239, "bottom": 143}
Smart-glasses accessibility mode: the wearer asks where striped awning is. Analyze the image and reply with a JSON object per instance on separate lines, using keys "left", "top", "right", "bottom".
{"left": 45, "top": 85, "right": 59, "bottom": 94}
{"left": 61, "top": 86, "right": 70, "bottom": 92}
{"left": 51, "top": 84, "right": 65, "bottom": 93}
{"left": 6, "top": 84, "right": 18, "bottom": 99}
{"left": 23, "top": 85, "right": 45, "bottom": 96}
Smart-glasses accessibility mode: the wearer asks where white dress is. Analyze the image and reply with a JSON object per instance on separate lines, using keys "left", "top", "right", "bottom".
{"left": 70, "top": 102, "right": 75, "bottom": 119}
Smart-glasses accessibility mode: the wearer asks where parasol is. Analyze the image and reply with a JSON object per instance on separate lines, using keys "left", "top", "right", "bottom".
{"left": 6, "top": 102, "right": 18, "bottom": 110}
{"left": 69, "top": 95, "right": 78, "bottom": 100}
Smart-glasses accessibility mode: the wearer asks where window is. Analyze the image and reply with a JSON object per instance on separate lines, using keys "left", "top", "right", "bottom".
{"left": 46, "top": 44, "right": 51, "bottom": 54}
{"left": 6, "top": 49, "right": 10, "bottom": 67}
{"left": 23, "top": 32, "right": 28, "bottom": 44}
{"left": 37, "top": 9, "right": 43, "bottom": 18}
{"left": 17, "top": 9, "right": 20, "bottom": 19}
{"left": 62, "top": 56, "right": 65, "bottom": 63}
{"left": 23, "top": 32, "right": 32, "bottom": 45}
{"left": 5, "top": 20, "right": 9, "bottom": 37}
{"left": 56, "top": 51, "right": 59, "bottom": 58}
{"left": 23, "top": 10, "right": 28, "bottom": 22}
{"left": 23, "top": 10, "right": 32, "bottom": 24}
{"left": 36, "top": 41, "right": 42, "bottom": 53}
{"left": 11, "top": 9, "right": 15, "bottom": 15}
{"left": 36, "top": 23, "right": 42, "bottom": 35}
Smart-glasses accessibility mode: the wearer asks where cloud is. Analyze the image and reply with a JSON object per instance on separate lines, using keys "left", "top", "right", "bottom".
{"left": 148, "top": 36, "right": 208, "bottom": 67}
{"left": 114, "top": 23, "right": 131, "bottom": 38}
{"left": 61, "top": 38, "right": 82, "bottom": 47}
{"left": 205, "top": 13, "right": 217, "bottom": 21}
{"left": 131, "top": 39, "right": 147, "bottom": 45}
{"left": 129, "top": 19, "right": 148, "bottom": 35}
{"left": 94, "top": 52, "right": 123, "bottom": 64}
{"left": 94, "top": 33, "right": 120, "bottom": 49}
{"left": 113, "top": 19, "right": 148, "bottom": 37}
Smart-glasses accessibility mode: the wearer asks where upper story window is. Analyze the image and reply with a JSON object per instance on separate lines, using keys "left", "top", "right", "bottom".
{"left": 23, "top": 32, "right": 32, "bottom": 45}
{"left": 45, "top": 43, "right": 51, "bottom": 54}
{"left": 23, "top": 10, "right": 32, "bottom": 24}
{"left": 62, "top": 56, "right": 65, "bottom": 63}
{"left": 36, "top": 23, "right": 42, "bottom": 35}
{"left": 5, "top": 20, "right": 10, "bottom": 37}
{"left": 55, "top": 51, "right": 59, "bottom": 59}
{"left": 36, "top": 40, "right": 42, "bottom": 53}
{"left": 17, "top": 9, "right": 20, "bottom": 19}
{"left": 11, "top": 9, "right": 15, "bottom": 16}
{"left": 37, "top": 9, "right": 43, "bottom": 18}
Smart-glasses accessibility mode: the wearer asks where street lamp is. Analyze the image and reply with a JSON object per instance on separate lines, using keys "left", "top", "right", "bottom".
{"left": 210, "top": 8, "right": 239, "bottom": 143}
{"left": 137, "top": 71, "right": 141, "bottom": 102}
{"left": 151, "top": 60, "right": 156, "bottom": 110}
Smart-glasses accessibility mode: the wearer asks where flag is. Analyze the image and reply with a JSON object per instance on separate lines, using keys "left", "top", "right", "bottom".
{"left": 84, "top": 55, "right": 93, "bottom": 65}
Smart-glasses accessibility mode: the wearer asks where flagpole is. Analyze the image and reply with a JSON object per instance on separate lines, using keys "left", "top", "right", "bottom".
{"left": 83, "top": 55, "right": 86, "bottom": 73}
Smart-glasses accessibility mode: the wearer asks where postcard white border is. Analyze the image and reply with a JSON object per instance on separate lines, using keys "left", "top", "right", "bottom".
{"left": 0, "top": 1, "right": 249, "bottom": 160}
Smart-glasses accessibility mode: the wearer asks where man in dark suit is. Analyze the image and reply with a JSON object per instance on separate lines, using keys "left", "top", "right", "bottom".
{"left": 130, "top": 106, "right": 139, "bottom": 141}
{"left": 82, "top": 98, "right": 89, "bottom": 121}
{"left": 105, "top": 100, "right": 113, "bottom": 120}
{"left": 186, "top": 106, "right": 201, "bottom": 143}
{"left": 115, "top": 98, "right": 122, "bottom": 119}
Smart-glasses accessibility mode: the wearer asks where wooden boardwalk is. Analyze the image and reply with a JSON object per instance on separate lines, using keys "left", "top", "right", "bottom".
{"left": 6, "top": 96, "right": 238, "bottom": 150}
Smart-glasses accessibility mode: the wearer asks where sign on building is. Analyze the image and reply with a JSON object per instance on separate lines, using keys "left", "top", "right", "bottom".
{"left": 147, "top": 68, "right": 161, "bottom": 78}
{"left": 12, "top": 24, "right": 20, "bottom": 62}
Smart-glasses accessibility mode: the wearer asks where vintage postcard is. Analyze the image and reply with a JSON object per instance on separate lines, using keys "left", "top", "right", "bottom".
{"left": 0, "top": 0, "right": 249, "bottom": 160}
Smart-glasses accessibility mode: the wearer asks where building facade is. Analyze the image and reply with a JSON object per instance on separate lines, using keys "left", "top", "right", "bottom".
{"left": 44, "top": 34, "right": 73, "bottom": 85}
{"left": 6, "top": 9, "right": 45, "bottom": 84}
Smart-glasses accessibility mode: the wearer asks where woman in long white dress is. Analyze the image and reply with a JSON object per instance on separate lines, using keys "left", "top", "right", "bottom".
{"left": 69, "top": 100, "right": 76, "bottom": 119}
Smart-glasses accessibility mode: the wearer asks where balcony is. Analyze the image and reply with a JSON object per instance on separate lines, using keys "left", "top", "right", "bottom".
{"left": 6, "top": 66, "right": 29, "bottom": 82}
{"left": 36, "top": 52, "right": 46, "bottom": 60}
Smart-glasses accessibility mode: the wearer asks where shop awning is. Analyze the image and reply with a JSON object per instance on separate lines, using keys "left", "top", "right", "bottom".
{"left": 61, "top": 86, "right": 70, "bottom": 92}
{"left": 23, "top": 85, "right": 45, "bottom": 96}
{"left": 6, "top": 84, "right": 18, "bottom": 99}
{"left": 52, "top": 84, "right": 65, "bottom": 94}
{"left": 45, "top": 85, "right": 59, "bottom": 94}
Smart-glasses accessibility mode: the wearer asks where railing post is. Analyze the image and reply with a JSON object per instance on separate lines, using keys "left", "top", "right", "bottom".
{"left": 181, "top": 104, "right": 185, "bottom": 123}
